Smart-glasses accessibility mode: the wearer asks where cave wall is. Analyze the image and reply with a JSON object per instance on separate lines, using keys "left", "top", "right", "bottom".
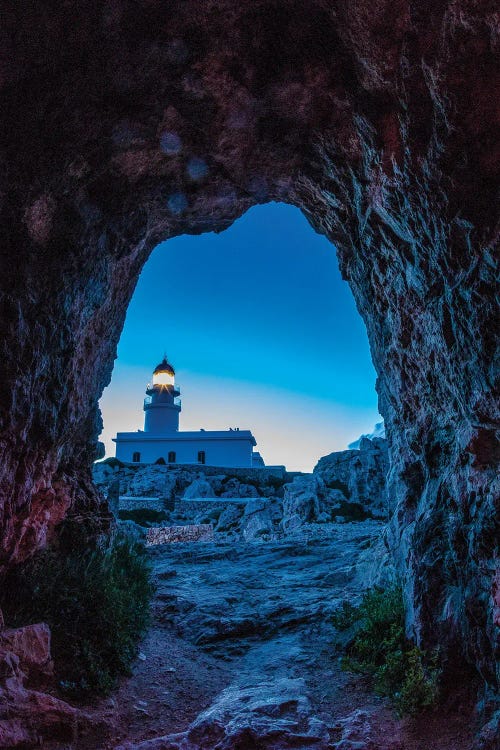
{"left": 0, "top": 0, "right": 498, "bottom": 709}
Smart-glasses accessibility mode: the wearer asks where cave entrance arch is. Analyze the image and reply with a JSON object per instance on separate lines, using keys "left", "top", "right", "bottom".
{"left": 1, "top": 0, "right": 498, "bottom": 711}
{"left": 99, "top": 202, "right": 381, "bottom": 472}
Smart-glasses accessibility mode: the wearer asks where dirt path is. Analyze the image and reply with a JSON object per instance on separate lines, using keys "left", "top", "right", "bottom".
{"left": 78, "top": 524, "right": 477, "bottom": 749}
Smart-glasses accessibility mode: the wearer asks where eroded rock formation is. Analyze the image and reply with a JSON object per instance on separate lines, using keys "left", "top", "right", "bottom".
{"left": 314, "top": 436, "right": 389, "bottom": 518}
{"left": 0, "top": 624, "right": 80, "bottom": 747}
{"left": 93, "top": 450, "right": 388, "bottom": 536}
{"left": 0, "top": 0, "right": 498, "bottom": 735}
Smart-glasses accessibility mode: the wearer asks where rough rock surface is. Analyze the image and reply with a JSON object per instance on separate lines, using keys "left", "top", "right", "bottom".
{"left": 0, "top": 624, "right": 81, "bottom": 748}
{"left": 118, "top": 678, "right": 333, "bottom": 749}
{"left": 146, "top": 524, "right": 214, "bottom": 545}
{"left": 0, "top": 623, "right": 53, "bottom": 687}
{"left": 0, "top": 0, "right": 499, "bottom": 735}
{"left": 93, "top": 462, "right": 286, "bottom": 506}
{"left": 93, "top": 457, "right": 389, "bottom": 541}
{"left": 348, "top": 422, "right": 386, "bottom": 449}
{"left": 182, "top": 479, "right": 215, "bottom": 500}
{"left": 79, "top": 530, "right": 475, "bottom": 750}
{"left": 314, "top": 437, "right": 390, "bottom": 518}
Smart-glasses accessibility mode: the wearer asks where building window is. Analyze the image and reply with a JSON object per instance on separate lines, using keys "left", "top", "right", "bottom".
{"left": 197, "top": 450, "right": 206, "bottom": 464}
{"left": 168, "top": 451, "right": 176, "bottom": 463}
{"left": 132, "top": 451, "right": 141, "bottom": 463}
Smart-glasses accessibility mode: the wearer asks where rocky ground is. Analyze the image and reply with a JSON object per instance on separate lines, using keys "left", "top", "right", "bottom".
{"left": 72, "top": 522, "right": 476, "bottom": 750}
{"left": 93, "top": 438, "right": 390, "bottom": 541}
{"left": 0, "top": 446, "right": 483, "bottom": 749}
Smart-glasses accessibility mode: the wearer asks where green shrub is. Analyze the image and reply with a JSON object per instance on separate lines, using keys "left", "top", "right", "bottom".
{"left": 118, "top": 508, "right": 168, "bottom": 526}
{"left": 331, "top": 599, "right": 359, "bottom": 630}
{"left": 1, "top": 528, "right": 154, "bottom": 700}
{"left": 332, "top": 586, "right": 439, "bottom": 716}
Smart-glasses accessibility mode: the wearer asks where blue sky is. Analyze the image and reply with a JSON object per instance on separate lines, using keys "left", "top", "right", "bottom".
{"left": 99, "top": 202, "right": 380, "bottom": 471}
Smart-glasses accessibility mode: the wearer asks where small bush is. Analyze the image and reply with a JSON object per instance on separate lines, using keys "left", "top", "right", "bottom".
{"left": 1, "top": 528, "right": 154, "bottom": 700}
{"left": 332, "top": 586, "right": 439, "bottom": 716}
{"left": 331, "top": 599, "right": 359, "bottom": 630}
{"left": 118, "top": 508, "right": 168, "bottom": 526}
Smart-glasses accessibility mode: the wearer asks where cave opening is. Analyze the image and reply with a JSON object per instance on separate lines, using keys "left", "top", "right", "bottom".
{"left": 98, "top": 201, "right": 381, "bottom": 473}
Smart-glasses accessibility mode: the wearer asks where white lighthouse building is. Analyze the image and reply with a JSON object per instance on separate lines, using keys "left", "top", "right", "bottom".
{"left": 113, "top": 357, "right": 265, "bottom": 468}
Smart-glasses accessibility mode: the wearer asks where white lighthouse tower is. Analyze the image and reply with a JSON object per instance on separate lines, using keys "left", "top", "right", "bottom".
{"left": 143, "top": 356, "right": 181, "bottom": 433}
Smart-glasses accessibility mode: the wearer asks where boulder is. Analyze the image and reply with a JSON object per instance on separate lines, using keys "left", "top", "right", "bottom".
{"left": 0, "top": 624, "right": 53, "bottom": 687}
{"left": 128, "top": 467, "right": 178, "bottom": 499}
{"left": 281, "top": 475, "right": 334, "bottom": 531}
{"left": 215, "top": 505, "right": 244, "bottom": 533}
{"left": 183, "top": 478, "right": 215, "bottom": 500}
{"left": 314, "top": 438, "right": 389, "bottom": 519}
{"left": 220, "top": 478, "right": 259, "bottom": 498}
{"left": 117, "top": 678, "right": 331, "bottom": 749}
{"left": 243, "top": 497, "right": 269, "bottom": 516}
{"left": 240, "top": 497, "right": 275, "bottom": 540}
{"left": 241, "top": 510, "right": 274, "bottom": 541}
{"left": 0, "top": 624, "right": 82, "bottom": 748}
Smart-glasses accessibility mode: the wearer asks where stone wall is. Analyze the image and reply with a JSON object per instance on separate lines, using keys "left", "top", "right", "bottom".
{"left": 175, "top": 498, "right": 247, "bottom": 517}
{"left": 118, "top": 496, "right": 165, "bottom": 513}
{"left": 146, "top": 525, "right": 214, "bottom": 545}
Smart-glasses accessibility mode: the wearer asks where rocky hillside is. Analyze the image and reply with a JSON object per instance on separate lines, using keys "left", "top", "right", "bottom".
{"left": 93, "top": 438, "right": 390, "bottom": 541}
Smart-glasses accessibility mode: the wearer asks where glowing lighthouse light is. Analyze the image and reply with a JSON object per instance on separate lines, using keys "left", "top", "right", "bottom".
{"left": 152, "top": 356, "right": 175, "bottom": 388}
{"left": 153, "top": 369, "right": 175, "bottom": 387}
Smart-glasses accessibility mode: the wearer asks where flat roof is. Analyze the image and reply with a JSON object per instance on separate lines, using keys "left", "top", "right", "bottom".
{"left": 113, "top": 429, "right": 257, "bottom": 446}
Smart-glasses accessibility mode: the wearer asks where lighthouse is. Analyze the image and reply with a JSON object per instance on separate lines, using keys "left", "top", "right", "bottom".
{"left": 143, "top": 356, "right": 181, "bottom": 433}
{"left": 113, "top": 356, "right": 266, "bottom": 468}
